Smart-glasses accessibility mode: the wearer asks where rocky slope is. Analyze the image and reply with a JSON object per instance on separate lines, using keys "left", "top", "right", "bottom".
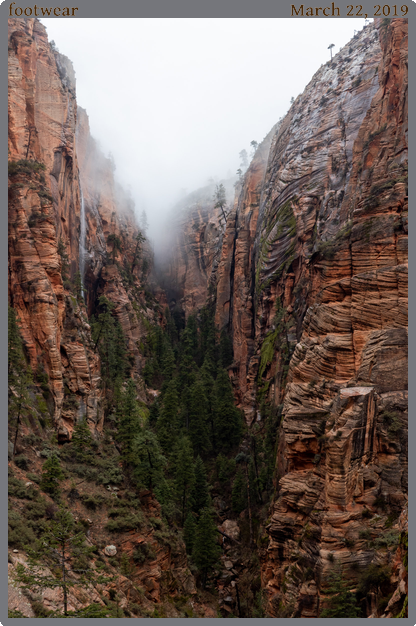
{"left": 164, "top": 18, "right": 408, "bottom": 618}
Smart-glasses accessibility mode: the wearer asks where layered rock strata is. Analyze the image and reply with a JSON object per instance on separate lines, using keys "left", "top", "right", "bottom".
{"left": 165, "top": 18, "right": 408, "bottom": 617}
{"left": 8, "top": 17, "right": 154, "bottom": 439}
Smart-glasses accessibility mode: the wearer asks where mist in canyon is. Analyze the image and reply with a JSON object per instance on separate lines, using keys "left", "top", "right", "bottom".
{"left": 40, "top": 17, "right": 369, "bottom": 255}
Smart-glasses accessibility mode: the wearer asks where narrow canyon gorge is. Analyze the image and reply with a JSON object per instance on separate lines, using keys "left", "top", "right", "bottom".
{"left": 8, "top": 16, "right": 408, "bottom": 618}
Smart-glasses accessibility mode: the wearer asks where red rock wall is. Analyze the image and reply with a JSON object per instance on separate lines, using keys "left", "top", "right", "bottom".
{"left": 261, "top": 18, "right": 407, "bottom": 617}
{"left": 8, "top": 18, "right": 153, "bottom": 439}
{"left": 165, "top": 18, "right": 407, "bottom": 617}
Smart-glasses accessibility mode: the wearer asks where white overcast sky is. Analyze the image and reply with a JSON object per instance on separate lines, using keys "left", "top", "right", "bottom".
{"left": 40, "top": 18, "right": 370, "bottom": 242}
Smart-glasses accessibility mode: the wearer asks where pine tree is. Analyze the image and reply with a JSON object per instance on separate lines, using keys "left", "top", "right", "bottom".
{"left": 156, "top": 378, "right": 179, "bottom": 451}
{"left": 183, "top": 512, "right": 197, "bottom": 554}
{"left": 214, "top": 368, "right": 242, "bottom": 452}
{"left": 190, "top": 456, "right": 210, "bottom": 515}
{"left": 192, "top": 507, "right": 221, "bottom": 588}
{"left": 231, "top": 467, "right": 247, "bottom": 514}
{"left": 107, "top": 233, "right": 122, "bottom": 264}
{"left": 164, "top": 306, "right": 178, "bottom": 345}
{"left": 15, "top": 507, "right": 110, "bottom": 616}
{"left": 161, "top": 342, "right": 176, "bottom": 385}
{"left": 213, "top": 184, "right": 228, "bottom": 223}
{"left": 117, "top": 379, "right": 142, "bottom": 469}
{"left": 132, "top": 428, "right": 167, "bottom": 492}
{"left": 200, "top": 358, "right": 217, "bottom": 451}
{"left": 39, "top": 453, "right": 64, "bottom": 500}
{"left": 174, "top": 436, "right": 195, "bottom": 525}
{"left": 320, "top": 563, "right": 361, "bottom": 618}
{"left": 199, "top": 306, "right": 217, "bottom": 365}
{"left": 71, "top": 417, "right": 95, "bottom": 463}
{"left": 91, "top": 296, "right": 128, "bottom": 393}
{"left": 73, "top": 270, "right": 84, "bottom": 302}
{"left": 178, "top": 325, "right": 198, "bottom": 392}
{"left": 8, "top": 305, "right": 32, "bottom": 458}
{"left": 131, "top": 231, "right": 146, "bottom": 274}
{"left": 187, "top": 379, "right": 211, "bottom": 456}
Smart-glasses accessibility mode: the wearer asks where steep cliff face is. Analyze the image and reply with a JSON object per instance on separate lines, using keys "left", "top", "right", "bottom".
{"left": 261, "top": 18, "right": 407, "bottom": 618}
{"left": 165, "top": 18, "right": 407, "bottom": 618}
{"left": 8, "top": 18, "right": 155, "bottom": 440}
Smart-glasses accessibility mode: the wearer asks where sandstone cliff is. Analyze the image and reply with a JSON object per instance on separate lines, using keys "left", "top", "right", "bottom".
{"left": 164, "top": 18, "right": 408, "bottom": 618}
{"left": 8, "top": 18, "right": 155, "bottom": 441}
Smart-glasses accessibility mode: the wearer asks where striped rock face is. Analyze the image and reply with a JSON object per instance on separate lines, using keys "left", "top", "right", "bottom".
{"left": 164, "top": 18, "right": 407, "bottom": 618}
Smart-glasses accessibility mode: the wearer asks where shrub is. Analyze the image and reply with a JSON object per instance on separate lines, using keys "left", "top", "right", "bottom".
{"left": 24, "top": 498, "right": 48, "bottom": 520}
{"left": 357, "top": 564, "right": 391, "bottom": 597}
{"left": 9, "top": 475, "right": 36, "bottom": 500}
{"left": 8, "top": 160, "right": 46, "bottom": 176}
{"left": 359, "top": 529, "right": 371, "bottom": 540}
{"left": 8, "top": 510, "right": 37, "bottom": 548}
{"left": 31, "top": 601, "right": 51, "bottom": 618}
{"left": 14, "top": 455, "right": 30, "bottom": 470}
{"left": 381, "top": 411, "right": 402, "bottom": 438}
{"left": 132, "top": 542, "right": 156, "bottom": 564}
{"left": 105, "top": 512, "right": 144, "bottom": 533}
{"left": 81, "top": 494, "right": 106, "bottom": 510}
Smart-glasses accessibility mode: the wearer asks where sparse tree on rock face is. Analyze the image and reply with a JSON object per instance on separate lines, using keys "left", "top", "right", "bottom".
{"left": 320, "top": 562, "right": 360, "bottom": 618}
{"left": 16, "top": 507, "right": 111, "bottom": 617}
{"left": 250, "top": 140, "right": 258, "bottom": 156}
{"left": 328, "top": 43, "right": 335, "bottom": 60}
{"left": 131, "top": 231, "right": 146, "bottom": 274}
{"left": 213, "top": 183, "right": 228, "bottom": 223}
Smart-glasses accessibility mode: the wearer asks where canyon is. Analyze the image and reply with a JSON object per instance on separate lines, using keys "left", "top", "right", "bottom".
{"left": 8, "top": 16, "right": 407, "bottom": 619}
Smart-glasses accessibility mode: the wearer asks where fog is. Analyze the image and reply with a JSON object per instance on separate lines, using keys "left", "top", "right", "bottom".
{"left": 40, "top": 17, "right": 370, "bottom": 252}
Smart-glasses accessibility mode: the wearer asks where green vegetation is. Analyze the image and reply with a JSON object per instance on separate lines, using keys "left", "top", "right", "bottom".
{"left": 8, "top": 159, "right": 46, "bottom": 176}
{"left": 15, "top": 507, "right": 111, "bottom": 617}
{"left": 8, "top": 306, "right": 33, "bottom": 457}
{"left": 320, "top": 563, "right": 360, "bottom": 618}
{"left": 255, "top": 199, "right": 297, "bottom": 295}
{"left": 315, "top": 220, "right": 352, "bottom": 259}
